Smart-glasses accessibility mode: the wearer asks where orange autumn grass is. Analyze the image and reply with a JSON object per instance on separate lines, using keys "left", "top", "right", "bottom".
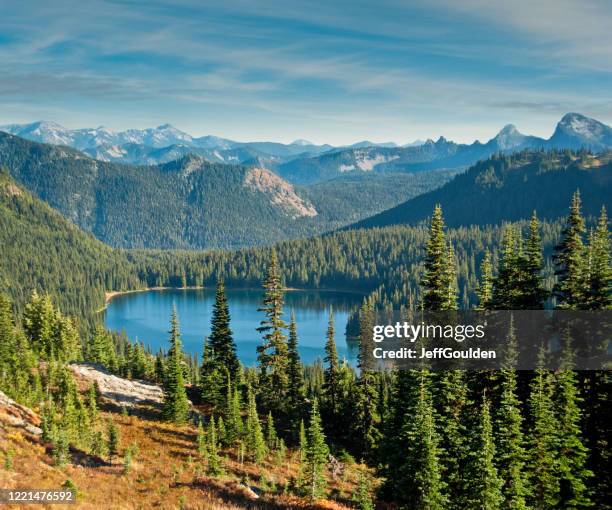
{"left": 1, "top": 409, "right": 373, "bottom": 509}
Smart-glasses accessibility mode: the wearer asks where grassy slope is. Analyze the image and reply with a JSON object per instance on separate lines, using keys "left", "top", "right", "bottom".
{"left": 0, "top": 404, "right": 370, "bottom": 510}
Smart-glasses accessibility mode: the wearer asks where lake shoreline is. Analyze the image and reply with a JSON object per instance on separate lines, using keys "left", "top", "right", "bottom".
{"left": 99, "top": 285, "right": 366, "bottom": 312}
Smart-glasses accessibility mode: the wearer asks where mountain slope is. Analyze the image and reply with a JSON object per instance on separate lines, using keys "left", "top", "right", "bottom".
{"left": 0, "top": 133, "right": 324, "bottom": 249}
{"left": 547, "top": 113, "right": 612, "bottom": 151}
{"left": 0, "top": 169, "right": 130, "bottom": 317}
{"left": 350, "top": 150, "right": 612, "bottom": 230}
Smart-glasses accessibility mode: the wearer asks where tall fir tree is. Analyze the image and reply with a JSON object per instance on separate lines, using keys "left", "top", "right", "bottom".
{"left": 162, "top": 308, "right": 190, "bottom": 424}
{"left": 256, "top": 250, "right": 289, "bottom": 414}
{"left": 495, "top": 319, "right": 528, "bottom": 510}
{"left": 208, "top": 279, "right": 240, "bottom": 378}
{"left": 245, "top": 385, "right": 266, "bottom": 463}
{"left": 520, "top": 212, "right": 548, "bottom": 309}
{"left": 528, "top": 351, "right": 560, "bottom": 509}
{"left": 555, "top": 346, "right": 593, "bottom": 509}
{"left": 421, "top": 205, "right": 454, "bottom": 310}
{"left": 287, "top": 313, "right": 306, "bottom": 436}
{"left": 554, "top": 191, "right": 587, "bottom": 309}
{"left": 354, "top": 299, "right": 380, "bottom": 461}
{"left": 322, "top": 308, "right": 341, "bottom": 431}
{"left": 466, "top": 396, "right": 504, "bottom": 510}
{"left": 399, "top": 380, "right": 447, "bottom": 509}
{"left": 586, "top": 206, "right": 611, "bottom": 309}
{"left": 432, "top": 369, "right": 469, "bottom": 509}
{"left": 303, "top": 399, "right": 329, "bottom": 501}
{"left": 476, "top": 251, "right": 494, "bottom": 310}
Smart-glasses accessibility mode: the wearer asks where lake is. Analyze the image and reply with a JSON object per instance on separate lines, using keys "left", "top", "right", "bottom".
{"left": 104, "top": 288, "right": 364, "bottom": 366}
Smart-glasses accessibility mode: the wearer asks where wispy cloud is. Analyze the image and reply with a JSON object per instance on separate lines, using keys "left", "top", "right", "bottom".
{"left": 0, "top": 0, "right": 610, "bottom": 144}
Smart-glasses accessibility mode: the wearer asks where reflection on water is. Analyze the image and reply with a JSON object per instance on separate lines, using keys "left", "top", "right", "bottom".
{"left": 104, "top": 288, "right": 364, "bottom": 366}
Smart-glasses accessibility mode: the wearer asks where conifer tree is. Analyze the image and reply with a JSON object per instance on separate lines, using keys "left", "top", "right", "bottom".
{"left": 207, "top": 416, "right": 223, "bottom": 475}
{"left": 245, "top": 386, "right": 266, "bottom": 463}
{"left": 422, "top": 205, "right": 452, "bottom": 310}
{"left": 287, "top": 313, "right": 306, "bottom": 434}
{"left": 354, "top": 299, "right": 380, "bottom": 460}
{"left": 256, "top": 251, "right": 289, "bottom": 413}
{"left": 107, "top": 420, "right": 119, "bottom": 464}
{"left": 399, "top": 381, "right": 447, "bottom": 509}
{"left": 528, "top": 352, "right": 560, "bottom": 509}
{"left": 520, "top": 212, "right": 548, "bottom": 309}
{"left": 322, "top": 308, "right": 341, "bottom": 427}
{"left": 555, "top": 347, "right": 593, "bottom": 508}
{"left": 196, "top": 420, "right": 206, "bottom": 456}
{"left": 162, "top": 308, "right": 190, "bottom": 424}
{"left": 476, "top": 251, "right": 494, "bottom": 310}
{"left": 495, "top": 320, "right": 528, "bottom": 510}
{"left": 200, "top": 337, "right": 224, "bottom": 408}
{"left": 266, "top": 411, "right": 278, "bottom": 450}
{"left": 586, "top": 206, "right": 611, "bottom": 309}
{"left": 432, "top": 369, "right": 468, "bottom": 509}
{"left": 466, "top": 396, "right": 504, "bottom": 510}
{"left": 303, "top": 399, "right": 329, "bottom": 501}
{"left": 209, "top": 279, "right": 239, "bottom": 378}
{"left": 492, "top": 227, "right": 521, "bottom": 309}
{"left": 554, "top": 191, "right": 587, "bottom": 309}
{"left": 224, "top": 378, "right": 243, "bottom": 444}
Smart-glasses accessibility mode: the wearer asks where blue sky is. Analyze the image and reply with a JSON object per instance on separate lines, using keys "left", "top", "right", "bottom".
{"left": 0, "top": 0, "right": 611, "bottom": 144}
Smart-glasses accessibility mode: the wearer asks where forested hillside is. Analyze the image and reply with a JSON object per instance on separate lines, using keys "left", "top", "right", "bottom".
{"left": 0, "top": 132, "right": 451, "bottom": 249}
{"left": 352, "top": 150, "right": 612, "bottom": 230}
{"left": 1, "top": 169, "right": 569, "bottom": 330}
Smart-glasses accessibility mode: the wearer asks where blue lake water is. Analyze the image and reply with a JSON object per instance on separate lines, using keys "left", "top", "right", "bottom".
{"left": 104, "top": 288, "right": 364, "bottom": 366}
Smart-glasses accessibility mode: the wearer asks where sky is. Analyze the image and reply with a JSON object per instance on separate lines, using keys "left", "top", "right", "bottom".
{"left": 0, "top": 0, "right": 611, "bottom": 145}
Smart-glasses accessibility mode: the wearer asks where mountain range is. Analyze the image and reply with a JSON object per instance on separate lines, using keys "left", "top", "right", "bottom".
{"left": 2, "top": 114, "right": 610, "bottom": 183}
{"left": 0, "top": 113, "right": 610, "bottom": 250}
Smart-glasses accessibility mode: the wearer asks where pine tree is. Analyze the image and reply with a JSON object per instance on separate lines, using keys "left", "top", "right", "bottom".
{"left": 586, "top": 206, "right": 611, "bottom": 309}
{"left": 432, "top": 369, "right": 468, "bottom": 509}
{"left": 466, "top": 396, "right": 504, "bottom": 510}
{"left": 399, "top": 381, "right": 447, "bottom": 509}
{"left": 554, "top": 191, "right": 587, "bottom": 309}
{"left": 162, "top": 308, "right": 190, "bottom": 424}
{"left": 209, "top": 279, "right": 240, "bottom": 378}
{"left": 476, "top": 251, "right": 494, "bottom": 310}
{"left": 245, "top": 386, "right": 266, "bottom": 463}
{"left": 266, "top": 411, "right": 278, "bottom": 450}
{"left": 495, "top": 320, "right": 528, "bottom": 510}
{"left": 256, "top": 251, "right": 289, "bottom": 413}
{"left": 422, "top": 205, "right": 452, "bottom": 310}
{"left": 224, "top": 378, "right": 243, "bottom": 445}
{"left": 287, "top": 313, "right": 306, "bottom": 434}
{"left": 492, "top": 226, "right": 521, "bottom": 309}
{"left": 200, "top": 337, "right": 224, "bottom": 408}
{"left": 303, "top": 399, "right": 329, "bottom": 501}
{"left": 207, "top": 416, "right": 223, "bottom": 475}
{"left": 555, "top": 347, "right": 593, "bottom": 508}
{"left": 107, "top": 420, "right": 119, "bottom": 464}
{"left": 520, "top": 212, "right": 548, "bottom": 309}
{"left": 322, "top": 308, "right": 340, "bottom": 427}
{"left": 353, "top": 473, "right": 375, "bottom": 510}
{"left": 528, "top": 352, "right": 560, "bottom": 509}
{"left": 354, "top": 299, "right": 380, "bottom": 461}
{"left": 52, "top": 427, "right": 70, "bottom": 466}
{"left": 196, "top": 420, "right": 206, "bottom": 456}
